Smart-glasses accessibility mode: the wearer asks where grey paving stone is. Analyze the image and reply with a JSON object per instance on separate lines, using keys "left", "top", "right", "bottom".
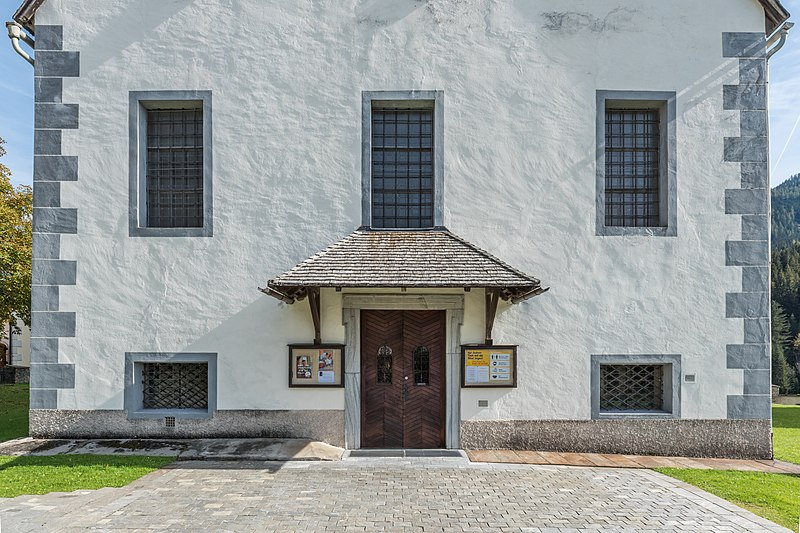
{"left": 0, "top": 460, "right": 790, "bottom": 532}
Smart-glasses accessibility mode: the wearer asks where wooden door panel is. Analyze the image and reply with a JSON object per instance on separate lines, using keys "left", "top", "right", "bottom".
{"left": 402, "top": 310, "right": 446, "bottom": 448}
{"left": 361, "top": 309, "right": 446, "bottom": 449}
{"left": 361, "top": 310, "right": 404, "bottom": 448}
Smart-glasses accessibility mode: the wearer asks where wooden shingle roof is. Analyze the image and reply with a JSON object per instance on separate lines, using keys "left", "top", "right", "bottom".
{"left": 264, "top": 229, "right": 547, "bottom": 303}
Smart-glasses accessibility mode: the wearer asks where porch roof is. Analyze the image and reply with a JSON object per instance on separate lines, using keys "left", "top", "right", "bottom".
{"left": 262, "top": 228, "right": 547, "bottom": 304}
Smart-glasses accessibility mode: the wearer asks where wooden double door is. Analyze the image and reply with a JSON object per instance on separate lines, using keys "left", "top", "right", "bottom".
{"left": 361, "top": 310, "right": 446, "bottom": 448}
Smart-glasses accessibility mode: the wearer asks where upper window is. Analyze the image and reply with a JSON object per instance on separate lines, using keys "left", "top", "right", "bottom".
{"left": 129, "top": 91, "right": 213, "bottom": 237}
{"left": 145, "top": 108, "right": 204, "bottom": 228}
{"left": 596, "top": 91, "right": 676, "bottom": 237}
{"left": 604, "top": 108, "right": 661, "bottom": 227}
{"left": 362, "top": 91, "right": 444, "bottom": 229}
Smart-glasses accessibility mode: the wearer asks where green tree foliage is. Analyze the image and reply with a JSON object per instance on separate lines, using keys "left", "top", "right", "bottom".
{"left": 772, "top": 242, "right": 800, "bottom": 393}
{"left": 771, "top": 302, "right": 797, "bottom": 393}
{"left": 0, "top": 137, "right": 32, "bottom": 331}
{"left": 772, "top": 173, "right": 800, "bottom": 248}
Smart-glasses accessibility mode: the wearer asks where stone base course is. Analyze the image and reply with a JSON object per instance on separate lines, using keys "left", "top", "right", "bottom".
{"left": 460, "top": 419, "right": 773, "bottom": 459}
{"left": 29, "top": 409, "right": 345, "bottom": 448}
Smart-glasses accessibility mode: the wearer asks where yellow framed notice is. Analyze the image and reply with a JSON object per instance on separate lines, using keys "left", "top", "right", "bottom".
{"left": 461, "top": 345, "right": 517, "bottom": 388}
{"left": 288, "top": 344, "right": 345, "bottom": 387}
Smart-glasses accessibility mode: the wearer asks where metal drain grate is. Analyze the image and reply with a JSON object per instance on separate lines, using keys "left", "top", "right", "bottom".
{"left": 164, "top": 416, "right": 176, "bottom": 428}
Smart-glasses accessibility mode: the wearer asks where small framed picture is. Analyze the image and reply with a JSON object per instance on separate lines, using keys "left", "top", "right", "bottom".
{"left": 288, "top": 344, "right": 345, "bottom": 387}
{"left": 461, "top": 345, "right": 517, "bottom": 388}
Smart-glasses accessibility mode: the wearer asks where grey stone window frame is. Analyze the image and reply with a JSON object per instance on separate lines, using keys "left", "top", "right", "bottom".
{"left": 124, "top": 352, "right": 217, "bottom": 419}
{"left": 128, "top": 90, "right": 213, "bottom": 237}
{"left": 596, "top": 90, "right": 677, "bottom": 237}
{"left": 361, "top": 90, "right": 444, "bottom": 229}
{"left": 590, "top": 354, "right": 681, "bottom": 419}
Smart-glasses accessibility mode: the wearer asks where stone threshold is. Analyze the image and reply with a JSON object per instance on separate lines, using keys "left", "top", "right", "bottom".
{"left": 467, "top": 449, "right": 800, "bottom": 473}
{"left": 345, "top": 449, "right": 466, "bottom": 458}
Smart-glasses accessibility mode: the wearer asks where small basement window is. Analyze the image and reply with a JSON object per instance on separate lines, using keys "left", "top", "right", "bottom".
{"left": 600, "top": 364, "right": 664, "bottom": 412}
{"left": 124, "top": 352, "right": 217, "bottom": 419}
{"left": 591, "top": 354, "right": 680, "bottom": 419}
{"left": 142, "top": 362, "right": 208, "bottom": 410}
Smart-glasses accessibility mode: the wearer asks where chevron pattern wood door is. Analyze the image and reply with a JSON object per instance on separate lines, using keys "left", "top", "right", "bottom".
{"left": 361, "top": 310, "right": 446, "bottom": 449}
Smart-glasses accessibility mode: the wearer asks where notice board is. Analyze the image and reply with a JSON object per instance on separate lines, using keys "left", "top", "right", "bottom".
{"left": 288, "top": 344, "right": 345, "bottom": 387}
{"left": 461, "top": 345, "right": 517, "bottom": 388}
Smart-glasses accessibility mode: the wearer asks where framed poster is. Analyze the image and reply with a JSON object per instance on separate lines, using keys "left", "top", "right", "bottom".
{"left": 288, "top": 344, "right": 345, "bottom": 388}
{"left": 461, "top": 345, "right": 517, "bottom": 388}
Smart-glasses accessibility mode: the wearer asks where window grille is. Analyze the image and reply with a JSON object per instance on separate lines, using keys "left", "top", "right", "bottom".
{"left": 141, "top": 362, "right": 208, "bottom": 410}
{"left": 413, "top": 346, "right": 429, "bottom": 385}
{"left": 377, "top": 345, "right": 393, "bottom": 384}
{"left": 600, "top": 364, "right": 664, "bottom": 412}
{"left": 371, "top": 107, "right": 434, "bottom": 228}
{"left": 146, "top": 108, "right": 204, "bottom": 228}
{"left": 605, "top": 108, "right": 661, "bottom": 227}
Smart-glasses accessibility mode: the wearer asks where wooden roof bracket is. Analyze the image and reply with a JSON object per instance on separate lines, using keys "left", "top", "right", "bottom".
{"left": 511, "top": 286, "right": 550, "bottom": 304}
{"left": 307, "top": 287, "right": 322, "bottom": 345}
{"left": 260, "top": 286, "right": 295, "bottom": 304}
{"left": 485, "top": 288, "right": 500, "bottom": 345}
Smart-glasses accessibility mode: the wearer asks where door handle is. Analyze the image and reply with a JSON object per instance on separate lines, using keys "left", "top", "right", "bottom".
{"left": 402, "top": 382, "right": 408, "bottom": 400}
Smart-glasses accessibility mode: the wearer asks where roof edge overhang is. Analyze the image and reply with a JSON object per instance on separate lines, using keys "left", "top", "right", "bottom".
{"left": 12, "top": 0, "right": 793, "bottom": 36}
{"left": 261, "top": 283, "right": 549, "bottom": 305}
{"left": 763, "top": 0, "right": 791, "bottom": 35}
{"left": 13, "top": 0, "right": 44, "bottom": 32}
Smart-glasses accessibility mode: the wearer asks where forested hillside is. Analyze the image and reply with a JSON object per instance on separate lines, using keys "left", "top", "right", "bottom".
{"left": 772, "top": 173, "right": 800, "bottom": 248}
{"left": 772, "top": 174, "right": 800, "bottom": 393}
{"left": 771, "top": 245, "right": 800, "bottom": 392}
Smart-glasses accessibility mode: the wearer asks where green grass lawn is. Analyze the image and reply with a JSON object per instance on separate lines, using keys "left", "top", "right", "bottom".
{"left": 0, "top": 384, "right": 174, "bottom": 498}
{"left": 773, "top": 404, "right": 800, "bottom": 465}
{"left": 657, "top": 404, "right": 800, "bottom": 531}
{"left": 655, "top": 468, "right": 800, "bottom": 531}
{"left": 0, "top": 455, "right": 175, "bottom": 498}
{"left": 0, "top": 384, "right": 29, "bottom": 442}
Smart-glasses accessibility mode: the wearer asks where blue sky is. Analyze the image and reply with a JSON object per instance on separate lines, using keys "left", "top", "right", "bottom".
{"left": 1, "top": 1, "right": 799, "bottom": 188}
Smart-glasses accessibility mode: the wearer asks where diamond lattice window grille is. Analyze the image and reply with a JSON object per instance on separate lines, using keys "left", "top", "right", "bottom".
{"left": 141, "top": 362, "right": 208, "bottom": 410}
{"left": 600, "top": 364, "right": 664, "bottom": 411}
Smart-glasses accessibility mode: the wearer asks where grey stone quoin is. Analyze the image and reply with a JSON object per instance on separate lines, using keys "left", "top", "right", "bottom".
{"left": 29, "top": 24, "right": 80, "bottom": 409}
{"left": 722, "top": 32, "right": 771, "bottom": 420}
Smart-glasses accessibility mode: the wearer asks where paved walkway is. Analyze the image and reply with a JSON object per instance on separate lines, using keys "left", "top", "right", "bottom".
{"left": 0, "top": 457, "right": 791, "bottom": 532}
{"left": 467, "top": 449, "right": 800, "bottom": 474}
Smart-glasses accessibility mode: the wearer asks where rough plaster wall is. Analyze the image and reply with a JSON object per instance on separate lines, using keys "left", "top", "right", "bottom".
{"left": 37, "top": 0, "right": 766, "bottom": 419}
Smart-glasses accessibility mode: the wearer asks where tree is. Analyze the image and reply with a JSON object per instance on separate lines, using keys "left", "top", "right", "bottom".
{"left": 0, "top": 137, "right": 32, "bottom": 332}
{"left": 772, "top": 302, "right": 797, "bottom": 393}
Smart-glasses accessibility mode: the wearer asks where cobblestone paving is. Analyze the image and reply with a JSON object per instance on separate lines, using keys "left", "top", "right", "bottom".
{"left": 0, "top": 457, "right": 791, "bottom": 532}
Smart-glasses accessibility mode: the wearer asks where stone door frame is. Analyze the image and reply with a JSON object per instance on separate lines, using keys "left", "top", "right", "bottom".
{"left": 342, "top": 294, "right": 464, "bottom": 450}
